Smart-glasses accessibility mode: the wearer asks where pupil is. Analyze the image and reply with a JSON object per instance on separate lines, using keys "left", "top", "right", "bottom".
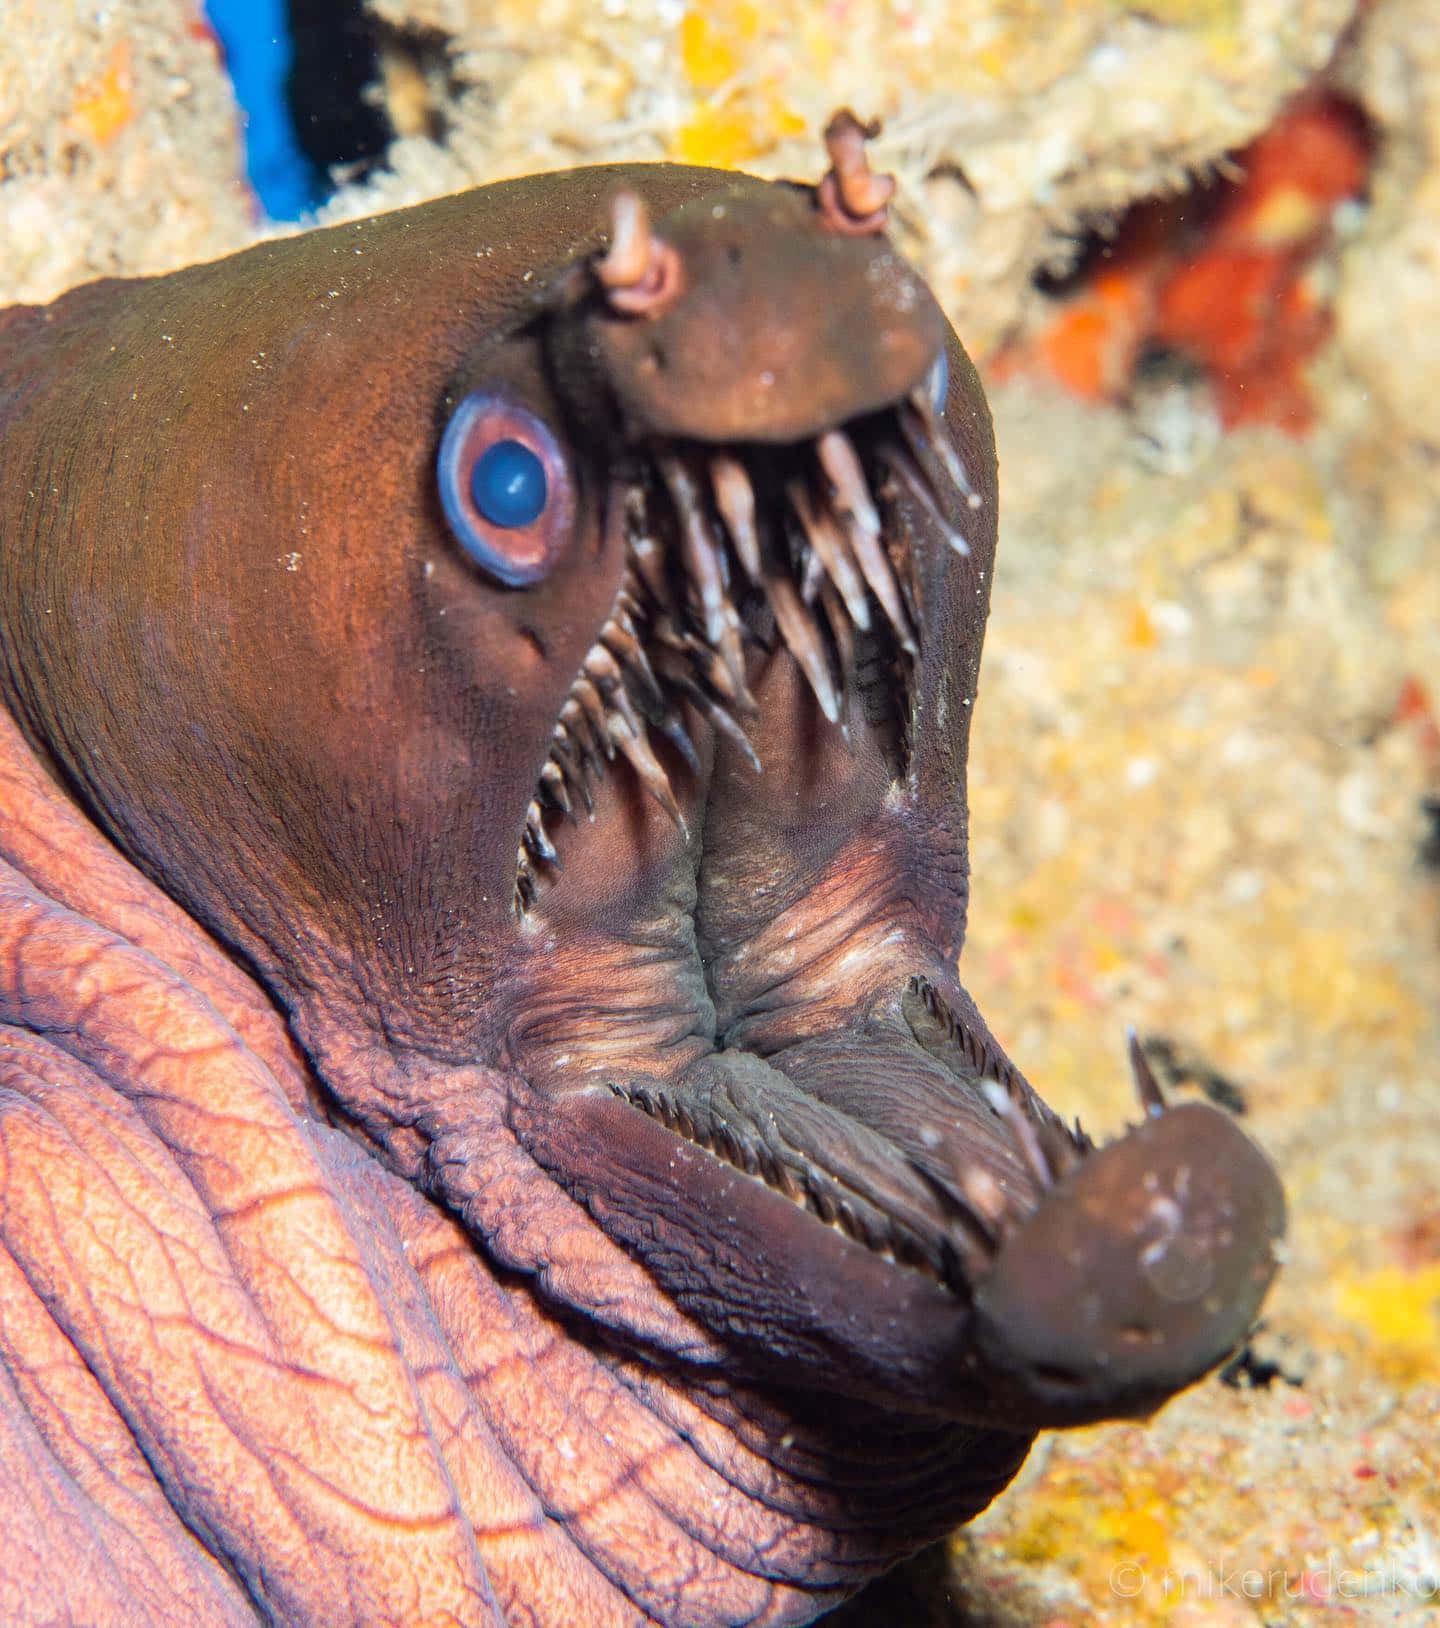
{"left": 471, "top": 440, "right": 547, "bottom": 528}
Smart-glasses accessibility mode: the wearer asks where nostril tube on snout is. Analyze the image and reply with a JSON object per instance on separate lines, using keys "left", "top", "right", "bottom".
{"left": 968, "top": 1101, "right": 1286, "bottom": 1426}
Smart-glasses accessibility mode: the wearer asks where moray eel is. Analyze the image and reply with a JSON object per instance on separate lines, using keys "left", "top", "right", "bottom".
{"left": 0, "top": 117, "right": 1283, "bottom": 1625}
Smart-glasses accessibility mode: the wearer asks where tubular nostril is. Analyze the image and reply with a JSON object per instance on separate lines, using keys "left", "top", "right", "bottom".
{"left": 597, "top": 190, "right": 685, "bottom": 316}
{"left": 817, "top": 108, "right": 897, "bottom": 236}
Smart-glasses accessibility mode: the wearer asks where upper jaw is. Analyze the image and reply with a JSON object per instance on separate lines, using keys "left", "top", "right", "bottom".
{"left": 510, "top": 355, "right": 974, "bottom": 913}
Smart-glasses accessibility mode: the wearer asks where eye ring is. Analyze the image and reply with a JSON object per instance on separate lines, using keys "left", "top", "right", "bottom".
{"left": 437, "top": 392, "right": 574, "bottom": 587}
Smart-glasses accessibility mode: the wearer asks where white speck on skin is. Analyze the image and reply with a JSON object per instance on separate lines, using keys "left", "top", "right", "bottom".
{"left": 1126, "top": 756, "right": 1158, "bottom": 788}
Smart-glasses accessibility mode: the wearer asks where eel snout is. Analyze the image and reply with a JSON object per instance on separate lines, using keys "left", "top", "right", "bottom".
{"left": 967, "top": 1051, "right": 1287, "bottom": 1427}
{"left": 570, "top": 110, "right": 945, "bottom": 445}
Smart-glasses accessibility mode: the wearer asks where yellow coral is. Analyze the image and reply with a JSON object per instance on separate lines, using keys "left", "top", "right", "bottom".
{"left": 672, "top": 90, "right": 803, "bottom": 169}
{"left": 680, "top": 5, "right": 759, "bottom": 90}
{"left": 67, "top": 40, "right": 134, "bottom": 146}
{"left": 1334, "top": 1264, "right": 1440, "bottom": 1382}
{"left": 672, "top": 104, "right": 762, "bottom": 168}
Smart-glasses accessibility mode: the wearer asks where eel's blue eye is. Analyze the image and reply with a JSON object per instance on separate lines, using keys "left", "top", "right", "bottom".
{"left": 471, "top": 440, "right": 547, "bottom": 529}
{"left": 436, "top": 392, "right": 573, "bottom": 586}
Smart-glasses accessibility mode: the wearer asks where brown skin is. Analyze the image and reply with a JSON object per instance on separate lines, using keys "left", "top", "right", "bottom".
{"left": 0, "top": 160, "right": 1284, "bottom": 1625}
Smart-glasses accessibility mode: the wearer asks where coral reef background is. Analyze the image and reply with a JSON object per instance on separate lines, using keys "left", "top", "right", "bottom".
{"left": 3, "top": 1, "right": 1437, "bottom": 1621}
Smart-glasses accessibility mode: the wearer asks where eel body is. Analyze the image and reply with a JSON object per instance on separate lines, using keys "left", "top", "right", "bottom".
{"left": 0, "top": 121, "right": 1284, "bottom": 1625}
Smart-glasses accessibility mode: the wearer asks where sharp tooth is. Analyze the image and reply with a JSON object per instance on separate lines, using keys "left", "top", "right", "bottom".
{"left": 787, "top": 479, "right": 871, "bottom": 632}
{"left": 655, "top": 708, "right": 701, "bottom": 773}
{"left": 799, "top": 541, "right": 825, "bottom": 604}
{"left": 615, "top": 582, "right": 647, "bottom": 625}
{"left": 1038, "top": 1118, "right": 1085, "bottom": 1180}
{"left": 684, "top": 635, "right": 742, "bottom": 704}
{"left": 539, "top": 758, "right": 571, "bottom": 814}
{"left": 551, "top": 723, "right": 596, "bottom": 813}
{"left": 584, "top": 642, "right": 649, "bottom": 741}
{"left": 709, "top": 453, "right": 763, "bottom": 581}
{"left": 627, "top": 519, "right": 672, "bottom": 606}
{"left": 767, "top": 1156, "right": 801, "bottom": 1202}
{"left": 571, "top": 676, "right": 616, "bottom": 760}
{"left": 816, "top": 428, "right": 916, "bottom": 653}
{"left": 610, "top": 483, "right": 670, "bottom": 612}
{"left": 905, "top": 387, "right": 983, "bottom": 510}
{"left": 523, "top": 800, "right": 559, "bottom": 865}
{"left": 714, "top": 621, "right": 753, "bottom": 719}
{"left": 1128, "top": 1029, "right": 1167, "bottom": 1117}
{"left": 764, "top": 571, "right": 841, "bottom": 723}
{"left": 602, "top": 618, "right": 667, "bottom": 716}
{"left": 658, "top": 451, "right": 753, "bottom": 709}
{"left": 817, "top": 577, "right": 855, "bottom": 697}
{"left": 816, "top": 429, "right": 881, "bottom": 540}
{"left": 608, "top": 712, "right": 688, "bottom": 834}
{"left": 653, "top": 654, "right": 763, "bottom": 773}
{"left": 881, "top": 442, "right": 971, "bottom": 557}
{"left": 583, "top": 642, "right": 623, "bottom": 693}
{"left": 515, "top": 862, "right": 537, "bottom": 912}
{"left": 981, "top": 1081, "right": 1055, "bottom": 1193}
{"left": 848, "top": 524, "right": 916, "bottom": 657}
{"left": 702, "top": 698, "right": 762, "bottom": 772}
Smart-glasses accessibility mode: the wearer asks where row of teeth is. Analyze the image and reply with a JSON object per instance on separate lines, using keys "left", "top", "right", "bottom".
{"left": 904, "top": 976, "right": 1094, "bottom": 1195}
{"left": 607, "top": 986, "right": 1109, "bottom": 1292}
{"left": 515, "top": 382, "right": 978, "bottom": 911}
{"left": 609, "top": 1080, "right": 964, "bottom": 1288}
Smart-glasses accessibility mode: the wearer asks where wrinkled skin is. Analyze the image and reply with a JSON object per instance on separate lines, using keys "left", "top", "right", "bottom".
{"left": 0, "top": 159, "right": 1284, "bottom": 1625}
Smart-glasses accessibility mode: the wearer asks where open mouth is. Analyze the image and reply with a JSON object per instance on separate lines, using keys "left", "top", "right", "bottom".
{"left": 515, "top": 370, "right": 977, "bottom": 912}
{"left": 452, "top": 118, "right": 1286, "bottom": 1433}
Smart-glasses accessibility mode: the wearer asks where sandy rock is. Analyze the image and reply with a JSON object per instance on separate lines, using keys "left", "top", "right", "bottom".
{"left": 0, "top": 0, "right": 256, "bottom": 304}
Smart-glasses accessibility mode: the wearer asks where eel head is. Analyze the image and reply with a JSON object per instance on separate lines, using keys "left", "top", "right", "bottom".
{"left": 410, "top": 117, "right": 1286, "bottom": 1430}
{"left": 2, "top": 115, "right": 1284, "bottom": 1448}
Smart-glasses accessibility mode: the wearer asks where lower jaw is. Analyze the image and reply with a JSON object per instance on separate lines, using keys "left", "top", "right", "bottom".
{"left": 503, "top": 1067, "right": 996, "bottom": 1419}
